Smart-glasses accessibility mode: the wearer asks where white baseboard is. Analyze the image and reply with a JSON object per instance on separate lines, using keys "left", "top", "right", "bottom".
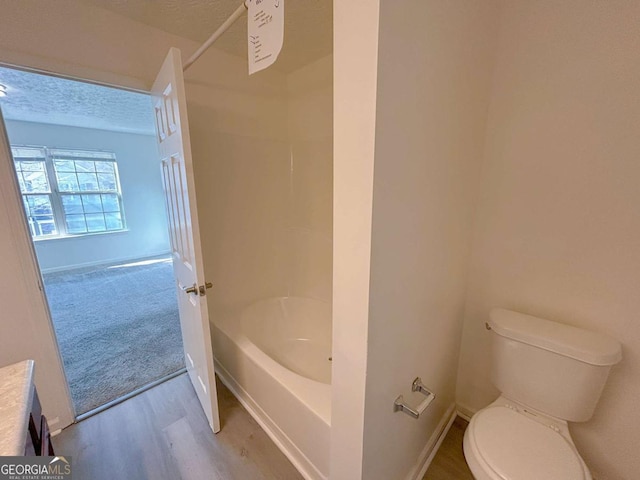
{"left": 455, "top": 402, "right": 477, "bottom": 422}
{"left": 214, "top": 360, "right": 326, "bottom": 480}
{"left": 39, "top": 251, "right": 171, "bottom": 274}
{"left": 405, "top": 403, "right": 458, "bottom": 480}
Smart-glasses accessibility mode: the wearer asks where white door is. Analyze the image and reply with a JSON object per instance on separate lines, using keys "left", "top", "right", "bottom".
{"left": 152, "top": 48, "right": 220, "bottom": 433}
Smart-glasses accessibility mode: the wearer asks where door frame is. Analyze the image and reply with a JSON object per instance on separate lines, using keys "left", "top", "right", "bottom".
{"left": 0, "top": 61, "right": 185, "bottom": 423}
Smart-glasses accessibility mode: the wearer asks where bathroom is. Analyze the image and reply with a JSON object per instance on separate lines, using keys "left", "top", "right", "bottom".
{"left": 0, "top": 1, "right": 638, "bottom": 480}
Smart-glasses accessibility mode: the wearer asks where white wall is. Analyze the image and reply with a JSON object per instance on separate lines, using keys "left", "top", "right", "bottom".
{"left": 5, "top": 120, "right": 170, "bottom": 272}
{"left": 330, "top": 1, "right": 379, "bottom": 478}
{"left": 456, "top": 2, "right": 640, "bottom": 479}
{"left": 286, "top": 55, "right": 333, "bottom": 303}
{"left": 332, "top": 2, "right": 498, "bottom": 477}
{"left": 359, "top": 1, "right": 499, "bottom": 479}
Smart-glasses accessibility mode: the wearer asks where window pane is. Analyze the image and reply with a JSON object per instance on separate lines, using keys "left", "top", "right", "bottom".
{"left": 78, "top": 173, "right": 99, "bottom": 191}
{"left": 82, "top": 194, "right": 103, "bottom": 213}
{"left": 27, "top": 216, "right": 57, "bottom": 236}
{"left": 97, "top": 173, "right": 117, "bottom": 191}
{"left": 105, "top": 212, "right": 123, "bottom": 230}
{"left": 34, "top": 216, "right": 57, "bottom": 236}
{"left": 57, "top": 172, "right": 80, "bottom": 192}
{"left": 61, "top": 195, "right": 84, "bottom": 214}
{"left": 75, "top": 160, "right": 95, "bottom": 173}
{"left": 101, "top": 194, "right": 119, "bottom": 212}
{"left": 54, "top": 160, "right": 76, "bottom": 172}
{"left": 85, "top": 213, "right": 106, "bottom": 232}
{"left": 23, "top": 195, "right": 57, "bottom": 237}
{"left": 24, "top": 195, "right": 54, "bottom": 216}
{"left": 19, "top": 161, "right": 45, "bottom": 172}
{"left": 95, "top": 162, "right": 115, "bottom": 173}
{"left": 21, "top": 170, "right": 50, "bottom": 193}
{"left": 66, "top": 214, "right": 87, "bottom": 234}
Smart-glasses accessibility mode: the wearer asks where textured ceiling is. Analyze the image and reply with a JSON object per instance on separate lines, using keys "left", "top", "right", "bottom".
{"left": 0, "top": 67, "right": 155, "bottom": 135}
{"left": 81, "top": 0, "right": 332, "bottom": 73}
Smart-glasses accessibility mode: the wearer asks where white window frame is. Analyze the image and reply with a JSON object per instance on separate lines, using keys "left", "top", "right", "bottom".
{"left": 11, "top": 145, "right": 127, "bottom": 240}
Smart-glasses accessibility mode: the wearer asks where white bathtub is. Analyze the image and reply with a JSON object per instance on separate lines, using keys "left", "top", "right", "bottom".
{"left": 211, "top": 297, "right": 331, "bottom": 480}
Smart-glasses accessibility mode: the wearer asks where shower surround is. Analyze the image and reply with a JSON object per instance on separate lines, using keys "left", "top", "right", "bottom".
{"left": 187, "top": 53, "right": 333, "bottom": 480}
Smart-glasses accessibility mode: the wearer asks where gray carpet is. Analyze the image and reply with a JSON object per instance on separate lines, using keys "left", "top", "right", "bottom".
{"left": 43, "top": 256, "right": 185, "bottom": 415}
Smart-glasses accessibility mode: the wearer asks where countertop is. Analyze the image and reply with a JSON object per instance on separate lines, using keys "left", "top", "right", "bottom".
{"left": 0, "top": 360, "right": 35, "bottom": 456}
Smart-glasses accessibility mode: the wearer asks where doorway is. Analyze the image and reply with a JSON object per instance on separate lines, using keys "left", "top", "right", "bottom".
{"left": 0, "top": 65, "right": 185, "bottom": 416}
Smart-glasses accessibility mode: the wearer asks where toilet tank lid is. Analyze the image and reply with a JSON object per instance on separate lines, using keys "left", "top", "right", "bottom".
{"left": 489, "top": 308, "right": 622, "bottom": 366}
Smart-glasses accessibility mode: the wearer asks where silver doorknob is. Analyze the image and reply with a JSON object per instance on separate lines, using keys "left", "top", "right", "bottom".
{"left": 182, "top": 283, "right": 198, "bottom": 295}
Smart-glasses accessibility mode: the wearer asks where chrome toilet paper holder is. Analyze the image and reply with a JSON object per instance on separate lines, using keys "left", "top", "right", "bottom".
{"left": 394, "top": 377, "right": 436, "bottom": 419}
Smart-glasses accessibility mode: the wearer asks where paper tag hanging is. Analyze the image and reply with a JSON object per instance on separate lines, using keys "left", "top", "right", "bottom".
{"left": 247, "top": 0, "right": 284, "bottom": 75}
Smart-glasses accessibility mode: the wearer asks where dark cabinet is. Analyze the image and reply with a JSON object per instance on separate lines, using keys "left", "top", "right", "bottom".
{"left": 25, "top": 387, "right": 55, "bottom": 456}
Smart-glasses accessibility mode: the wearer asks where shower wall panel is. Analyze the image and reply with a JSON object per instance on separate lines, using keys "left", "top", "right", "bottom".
{"left": 286, "top": 55, "right": 333, "bottom": 303}
{"left": 184, "top": 51, "right": 290, "bottom": 314}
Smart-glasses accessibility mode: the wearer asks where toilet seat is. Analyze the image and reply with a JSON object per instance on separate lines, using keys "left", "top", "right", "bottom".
{"left": 464, "top": 404, "right": 591, "bottom": 480}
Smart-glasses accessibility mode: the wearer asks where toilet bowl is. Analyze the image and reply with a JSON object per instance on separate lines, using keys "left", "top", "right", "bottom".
{"left": 463, "top": 397, "right": 591, "bottom": 480}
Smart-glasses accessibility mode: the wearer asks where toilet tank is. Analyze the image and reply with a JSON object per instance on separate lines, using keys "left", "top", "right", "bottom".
{"left": 489, "top": 308, "right": 622, "bottom": 422}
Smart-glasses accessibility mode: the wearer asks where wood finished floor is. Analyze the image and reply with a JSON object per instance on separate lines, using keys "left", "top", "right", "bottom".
{"left": 56, "top": 371, "right": 473, "bottom": 480}
{"left": 55, "top": 373, "right": 303, "bottom": 480}
{"left": 423, "top": 416, "right": 474, "bottom": 480}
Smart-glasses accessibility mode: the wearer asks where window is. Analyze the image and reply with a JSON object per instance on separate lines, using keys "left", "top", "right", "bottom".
{"left": 11, "top": 146, "right": 126, "bottom": 238}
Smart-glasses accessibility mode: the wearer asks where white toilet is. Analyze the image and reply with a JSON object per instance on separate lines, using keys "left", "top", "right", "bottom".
{"left": 463, "top": 308, "right": 622, "bottom": 480}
